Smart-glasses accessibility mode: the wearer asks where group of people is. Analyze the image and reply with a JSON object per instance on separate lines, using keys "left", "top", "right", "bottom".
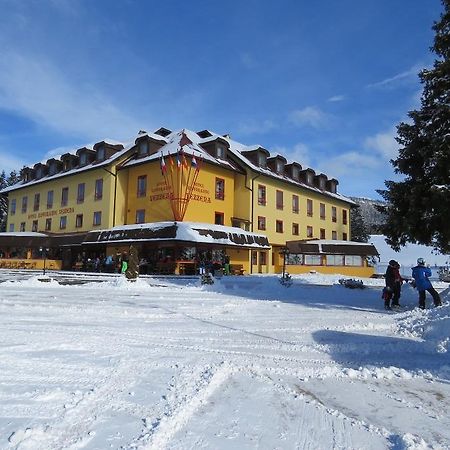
{"left": 383, "top": 257, "right": 442, "bottom": 310}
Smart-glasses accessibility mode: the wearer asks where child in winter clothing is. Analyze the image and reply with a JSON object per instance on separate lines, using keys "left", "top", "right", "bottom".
{"left": 411, "top": 258, "right": 442, "bottom": 309}
{"left": 384, "top": 259, "right": 403, "bottom": 310}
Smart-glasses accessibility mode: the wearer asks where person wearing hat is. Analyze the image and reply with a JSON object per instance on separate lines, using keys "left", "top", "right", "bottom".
{"left": 383, "top": 259, "right": 403, "bottom": 310}
{"left": 411, "top": 258, "right": 442, "bottom": 309}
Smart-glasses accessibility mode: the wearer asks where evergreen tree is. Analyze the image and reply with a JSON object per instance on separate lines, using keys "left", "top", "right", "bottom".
{"left": 378, "top": 0, "right": 450, "bottom": 253}
{"left": 0, "top": 171, "right": 7, "bottom": 232}
{"left": 350, "top": 206, "right": 369, "bottom": 242}
{"left": 0, "top": 170, "right": 20, "bottom": 232}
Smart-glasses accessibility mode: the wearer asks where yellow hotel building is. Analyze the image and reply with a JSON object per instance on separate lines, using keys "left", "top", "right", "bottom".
{"left": 1, "top": 127, "right": 376, "bottom": 276}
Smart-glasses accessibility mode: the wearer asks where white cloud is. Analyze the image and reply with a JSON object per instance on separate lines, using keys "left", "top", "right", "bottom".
{"left": 0, "top": 149, "right": 27, "bottom": 174}
{"left": 328, "top": 95, "right": 345, "bottom": 102}
{"left": 288, "top": 106, "right": 328, "bottom": 129}
{"left": 364, "top": 128, "right": 399, "bottom": 160}
{"left": 367, "top": 65, "right": 420, "bottom": 89}
{"left": 0, "top": 51, "right": 140, "bottom": 141}
{"left": 275, "top": 142, "right": 312, "bottom": 168}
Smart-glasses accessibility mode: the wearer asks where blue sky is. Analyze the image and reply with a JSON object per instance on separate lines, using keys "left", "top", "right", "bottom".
{"left": 0, "top": 0, "right": 443, "bottom": 198}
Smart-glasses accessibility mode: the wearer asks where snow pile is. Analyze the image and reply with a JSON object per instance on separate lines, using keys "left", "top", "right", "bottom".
{"left": 396, "top": 288, "right": 450, "bottom": 354}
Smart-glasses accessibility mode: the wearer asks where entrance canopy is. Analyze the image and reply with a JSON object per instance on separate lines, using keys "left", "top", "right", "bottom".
{"left": 83, "top": 221, "right": 271, "bottom": 249}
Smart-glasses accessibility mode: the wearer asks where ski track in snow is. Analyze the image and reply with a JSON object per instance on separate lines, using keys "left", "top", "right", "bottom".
{"left": 0, "top": 271, "right": 449, "bottom": 449}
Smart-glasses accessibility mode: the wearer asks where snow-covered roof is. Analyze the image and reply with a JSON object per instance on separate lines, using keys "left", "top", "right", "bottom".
{"left": 286, "top": 239, "right": 379, "bottom": 256}
{"left": 84, "top": 221, "right": 271, "bottom": 249}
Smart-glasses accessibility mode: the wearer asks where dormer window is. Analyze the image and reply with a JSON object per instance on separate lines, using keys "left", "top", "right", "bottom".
{"left": 217, "top": 145, "right": 225, "bottom": 159}
{"left": 138, "top": 141, "right": 148, "bottom": 156}
{"left": 49, "top": 163, "right": 57, "bottom": 176}
{"left": 36, "top": 167, "right": 44, "bottom": 179}
{"left": 258, "top": 153, "right": 266, "bottom": 168}
{"left": 306, "top": 172, "right": 313, "bottom": 184}
{"left": 80, "top": 153, "right": 88, "bottom": 166}
{"left": 276, "top": 160, "right": 284, "bottom": 174}
{"left": 96, "top": 146, "right": 105, "bottom": 161}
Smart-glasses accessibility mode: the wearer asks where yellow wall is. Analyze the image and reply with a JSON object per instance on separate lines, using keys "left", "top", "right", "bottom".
{"left": 126, "top": 160, "right": 236, "bottom": 225}
{"left": 250, "top": 175, "right": 350, "bottom": 246}
{"left": 286, "top": 264, "right": 375, "bottom": 278}
{"left": 7, "top": 168, "right": 115, "bottom": 233}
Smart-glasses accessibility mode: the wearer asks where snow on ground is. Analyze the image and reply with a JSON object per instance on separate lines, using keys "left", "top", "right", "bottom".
{"left": 1, "top": 270, "right": 450, "bottom": 450}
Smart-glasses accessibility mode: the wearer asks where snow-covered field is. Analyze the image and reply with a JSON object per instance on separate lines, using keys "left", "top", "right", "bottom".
{"left": 1, "top": 270, "right": 450, "bottom": 450}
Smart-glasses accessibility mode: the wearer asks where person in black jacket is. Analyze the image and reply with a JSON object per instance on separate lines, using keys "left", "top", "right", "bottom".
{"left": 384, "top": 259, "right": 403, "bottom": 310}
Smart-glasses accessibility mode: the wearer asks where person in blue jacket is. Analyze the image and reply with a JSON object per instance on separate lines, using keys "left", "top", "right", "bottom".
{"left": 411, "top": 258, "right": 442, "bottom": 309}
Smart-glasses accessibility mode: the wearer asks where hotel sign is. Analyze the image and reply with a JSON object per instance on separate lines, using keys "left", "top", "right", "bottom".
{"left": 28, "top": 207, "right": 75, "bottom": 220}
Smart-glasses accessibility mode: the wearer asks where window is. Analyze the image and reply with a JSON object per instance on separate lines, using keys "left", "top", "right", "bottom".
{"left": 260, "top": 251, "right": 267, "bottom": 265}
{"left": 332, "top": 230, "right": 337, "bottom": 240}
{"left": 79, "top": 153, "right": 87, "bottom": 166}
{"left": 257, "top": 153, "right": 266, "bottom": 167}
{"left": 320, "top": 228, "right": 326, "bottom": 239}
{"left": 343, "top": 209, "right": 348, "bottom": 225}
{"left": 276, "top": 160, "right": 284, "bottom": 174}
{"left": 20, "top": 222, "right": 25, "bottom": 232}
{"left": 214, "top": 211, "right": 224, "bottom": 225}
{"left": 137, "top": 175, "right": 147, "bottom": 197}
{"left": 31, "top": 220, "right": 38, "bottom": 232}
{"left": 326, "top": 255, "right": 344, "bottom": 266}
{"left": 332, "top": 206, "right": 337, "bottom": 223}
{"left": 21, "top": 196, "right": 28, "bottom": 213}
{"left": 252, "top": 251, "right": 258, "bottom": 265}
{"left": 60, "top": 216, "right": 67, "bottom": 229}
{"left": 292, "top": 223, "right": 299, "bottom": 236}
{"left": 258, "top": 185, "right": 266, "bottom": 205}
{"left": 61, "top": 187, "right": 69, "bottom": 207}
{"left": 276, "top": 190, "right": 283, "bottom": 210}
{"left": 93, "top": 211, "right": 102, "bottom": 226}
{"left": 138, "top": 141, "right": 148, "bottom": 156}
{"left": 77, "top": 183, "right": 85, "bottom": 203}
{"left": 45, "top": 218, "right": 52, "bottom": 231}
{"left": 95, "top": 178, "right": 103, "bottom": 200}
{"left": 47, "top": 190, "right": 54, "bottom": 209}
{"left": 10, "top": 199, "right": 16, "bottom": 215}
{"left": 216, "top": 145, "right": 225, "bottom": 159}
{"left": 136, "top": 209, "right": 145, "bottom": 224}
{"left": 33, "top": 193, "right": 40, "bottom": 211}
{"left": 215, "top": 178, "right": 225, "bottom": 200}
{"left": 75, "top": 214, "right": 83, "bottom": 228}
{"left": 292, "top": 195, "right": 299, "bottom": 213}
{"left": 343, "top": 232, "right": 348, "bottom": 241}
{"left": 304, "top": 255, "right": 322, "bottom": 265}
{"left": 276, "top": 220, "right": 283, "bottom": 233}
{"left": 320, "top": 203, "right": 326, "bottom": 220}
{"left": 307, "top": 199, "right": 313, "bottom": 217}
{"left": 97, "top": 146, "right": 105, "bottom": 161}
{"left": 257, "top": 216, "right": 266, "bottom": 230}
{"left": 307, "top": 225, "right": 313, "bottom": 238}
{"left": 345, "top": 255, "right": 363, "bottom": 266}
{"left": 9, "top": 224, "right": 14, "bottom": 232}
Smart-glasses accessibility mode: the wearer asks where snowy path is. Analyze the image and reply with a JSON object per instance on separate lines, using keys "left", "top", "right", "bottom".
{"left": 0, "top": 273, "right": 449, "bottom": 449}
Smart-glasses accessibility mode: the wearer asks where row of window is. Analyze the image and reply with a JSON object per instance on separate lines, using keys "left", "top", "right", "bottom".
{"left": 258, "top": 216, "right": 347, "bottom": 239}
{"left": 250, "top": 252, "right": 362, "bottom": 266}
{"left": 10, "top": 179, "right": 104, "bottom": 215}
{"left": 10, "top": 211, "right": 103, "bottom": 232}
{"left": 257, "top": 186, "right": 348, "bottom": 224}
{"left": 136, "top": 175, "right": 226, "bottom": 200}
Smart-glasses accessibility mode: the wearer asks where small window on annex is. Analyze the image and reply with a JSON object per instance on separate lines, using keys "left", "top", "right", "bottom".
{"left": 31, "top": 220, "right": 38, "bottom": 232}
{"left": 326, "top": 255, "right": 344, "bottom": 266}
{"left": 345, "top": 255, "right": 362, "bottom": 266}
{"left": 304, "top": 255, "right": 322, "bottom": 265}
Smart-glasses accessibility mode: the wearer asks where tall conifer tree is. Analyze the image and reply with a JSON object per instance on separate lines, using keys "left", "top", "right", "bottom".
{"left": 378, "top": 0, "right": 450, "bottom": 253}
